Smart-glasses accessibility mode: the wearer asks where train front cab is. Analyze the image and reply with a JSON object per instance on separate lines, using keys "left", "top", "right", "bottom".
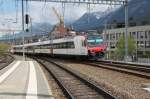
{"left": 86, "top": 36, "right": 106, "bottom": 59}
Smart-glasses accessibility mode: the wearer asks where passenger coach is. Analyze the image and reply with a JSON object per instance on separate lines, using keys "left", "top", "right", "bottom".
{"left": 12, "top": 35, "right": 107, "bottom": 59}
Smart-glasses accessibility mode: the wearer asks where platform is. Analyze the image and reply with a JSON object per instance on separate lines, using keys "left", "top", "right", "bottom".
{"left": 0, "top": 58, "right": 54, "bottom": 99}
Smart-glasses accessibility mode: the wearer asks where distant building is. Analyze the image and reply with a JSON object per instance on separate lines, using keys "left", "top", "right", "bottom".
{"left": 103, "top": 25, "right": 150, "bottom": 58}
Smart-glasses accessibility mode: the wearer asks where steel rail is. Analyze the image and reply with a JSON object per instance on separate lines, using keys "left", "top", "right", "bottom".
{"left": 84, "top": 61, "right": 150, "bottom": 79}
{"left": 95, "top": 60, "right": 150, "bottom": 73}
{"left": 34, "top": 56, "right": 116, "bottom": 99}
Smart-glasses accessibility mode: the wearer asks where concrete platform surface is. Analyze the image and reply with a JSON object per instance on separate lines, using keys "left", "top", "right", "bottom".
{"left": 0, "top": 60, "right": 54, "bottom": 99}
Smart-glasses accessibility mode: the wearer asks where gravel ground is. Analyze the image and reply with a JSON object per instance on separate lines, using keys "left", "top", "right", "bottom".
{"left": 54, "top": 59, "right": 150, "bottom": 99}
{"left": 40, "top": 64, "right": 67, "bottom": 99}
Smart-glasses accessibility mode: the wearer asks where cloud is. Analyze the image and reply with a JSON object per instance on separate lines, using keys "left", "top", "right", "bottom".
{"left": 0, "top": 1, "right": 118, "bottom": 36}
{"left": 0, "top": 12, "right": 22, "bottom": 36}
{"left": 28, "top": 2, "right": 110, "bottom": 24}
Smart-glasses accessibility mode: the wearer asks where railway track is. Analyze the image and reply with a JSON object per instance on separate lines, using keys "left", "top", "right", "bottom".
{"left": 96, "top": 60, "right": 150, "bottom": 70}
{"left": 34, "top": 57, "right": 115, "bottom": 99}
{"left": 0, "top": 55, "right": 15, "bottom": 70}
{"left": 84, "top": 60, "right": 150, "bottom": 79}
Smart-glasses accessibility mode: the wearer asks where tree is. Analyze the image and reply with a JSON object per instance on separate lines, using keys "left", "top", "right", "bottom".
{"left": 116, "top": 36, "right": 136, "bottom": 60}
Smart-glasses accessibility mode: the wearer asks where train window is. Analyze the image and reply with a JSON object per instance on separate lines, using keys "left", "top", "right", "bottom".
{"left": 53, "top": 43, "right": 57, "bottom": 49}
{"left": 106, "top": 34, "right": 109, "bottom": 40}
{"left": 60, "top": 43, "right": 63, "bottom": 48}
{"left": 53, "top": 44, "right": 57, "bottom": 49}
{"left": 66, "top": 42, "right": 74, "bottom": 48}
{"left": 37, "top": 45, "right": 41, "bottom": 49}
{"left": 62, "top": 43, "right": 64, "bottom": 48}
{"left": 58, "top": 44, "right": 61, "bottom": 48}
{"left": 70, "top": 42, "right": 75, "bottom": 48}
{"left": 65, "top": 42, "right": 69, "bottom": 48}
{"left": 49, "top": 44, "right": 53, "bottom": 48}
{"left": 41, "top": 45, "right": 46, "bottom": 49}
{"left": 42, "top": 42, "right": 75, "bottom": 49}
{"left": 87, "top": 37, "right": 103, "bottom": 47}
{"left": 145, "top": 31, "right": 148, "bottom": 38}
{"left": 34, "top": 46, "right": 37, "bottom": 49}
{"left": 63, "top": 43, "right": 67, "bottom": 48}
{"left": 149, "top": 31, "right": 150, "bottom": 38}
{"left": 34, "top": 46, "right": 39, "bottom": 49}
{"left": 27, "top": 47, "right": 32, "bottom": 49}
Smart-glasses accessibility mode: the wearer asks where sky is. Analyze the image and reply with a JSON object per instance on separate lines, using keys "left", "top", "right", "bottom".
{"left": 0, "top": 0, "right": 119, "bottom": 36}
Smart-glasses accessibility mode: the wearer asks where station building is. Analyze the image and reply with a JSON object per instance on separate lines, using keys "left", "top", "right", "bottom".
{"left": 103, "top": 25, "right": 150, "bottom": 59}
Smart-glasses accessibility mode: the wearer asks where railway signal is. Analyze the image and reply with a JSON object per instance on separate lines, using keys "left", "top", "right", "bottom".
{"left": 25, "top": 14, "right": 29, "bottom": 24}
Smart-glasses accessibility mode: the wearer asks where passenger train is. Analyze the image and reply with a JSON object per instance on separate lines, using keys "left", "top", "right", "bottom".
{"left": 11, "top": 35, "right": 107, "bottom": 59}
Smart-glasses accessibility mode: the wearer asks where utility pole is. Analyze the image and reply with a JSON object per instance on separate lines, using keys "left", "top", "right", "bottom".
{"left": 22, "top": 0, "right": 25, "bottom": 61}
{"left": 104, "top": 20, "right": 108, "bottom": 59}
{"left": 104, "top": 20, "right": 107, "bottom": 41}
{"left": 30, "top": 17, "right": 33, "bottom": 43}
{"left": 13, "top": 32, "right": 15, "bottom": 45}
{"left": 124, "top": 0, "right": 129, "bottom": 62}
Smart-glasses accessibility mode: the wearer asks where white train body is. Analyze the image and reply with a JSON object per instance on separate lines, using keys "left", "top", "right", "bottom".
{"left": 12, "top": 35, "right": 106, "bottom": 59}
{"left": 13, "top": 36, "right": 88, "bottom": 56}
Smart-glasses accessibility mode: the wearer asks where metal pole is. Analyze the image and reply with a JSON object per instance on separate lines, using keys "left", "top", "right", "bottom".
{"left": 22, "top": 0, "right": 25, "bottom": 60}
{"left": 124, "top": 0, "right": 128, "bottom": 62}
{"left": 13, "top": 32, "right": 14, "bottom": 45}
{"left": 104, "top": 20, "right": 107, "bottom": 41}
{"left": 136, "top": 32, "right": 138, "bottom": 62}
{"left": 104, "top": 20, "right": 108, "bottom": 59}
{"left": 30, "top": 18, "right": 33, "bottom": 43}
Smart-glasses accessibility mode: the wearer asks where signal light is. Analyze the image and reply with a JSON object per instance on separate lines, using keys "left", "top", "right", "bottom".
{"left": 25, "top": 14, "right": 29, "bottom": 24}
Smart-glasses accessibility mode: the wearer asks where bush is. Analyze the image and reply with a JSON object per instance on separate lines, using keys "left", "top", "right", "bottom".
{"left": 0, "top": 43, "right": 10, "bottom": 55}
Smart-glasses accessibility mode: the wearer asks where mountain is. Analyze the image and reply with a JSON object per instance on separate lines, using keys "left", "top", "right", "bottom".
{"left": 29, "top": 23, "right": 53, "bottom": 34}
{"left": 25, "top": 22, "right": 53, "bottom": 36}
{"left": 17, "top": 22, "right": 53, "bottom": 39}
{"left": 73, "top": 11, "right": 106, "bottom": 31}
{"left": 106, "top": 0, "right": 150, "bottom": 26}
{"left": 73, "top": 0, "right": 150, "bottom": 31}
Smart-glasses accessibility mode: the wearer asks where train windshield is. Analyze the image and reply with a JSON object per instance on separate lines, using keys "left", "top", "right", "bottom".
{"left": 87, "top": 37, "right": 103, "bottom": 46}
